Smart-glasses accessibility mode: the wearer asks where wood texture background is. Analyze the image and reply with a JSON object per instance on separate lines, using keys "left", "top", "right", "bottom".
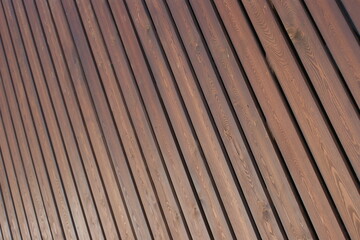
{"left": 0, "top": 0, "right": 359, "bottom": 239}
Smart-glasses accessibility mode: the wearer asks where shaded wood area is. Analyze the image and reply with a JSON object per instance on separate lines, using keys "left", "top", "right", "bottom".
{"left": 0, "top": 0, "right": 359, "bottom": 239}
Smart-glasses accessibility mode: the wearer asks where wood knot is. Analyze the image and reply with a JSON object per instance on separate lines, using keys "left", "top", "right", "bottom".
{"left": 262, "top": 204, "right": 271, "bottom": 221}
{"left": 286, "top": 26, "right": 304, "bottom": 41}
{"left": 263, "top": 209, "right": 270, "bottom": 221}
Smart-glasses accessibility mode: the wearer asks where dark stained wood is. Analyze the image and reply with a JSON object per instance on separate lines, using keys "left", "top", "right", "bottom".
{"left": 34, "top": 0, "right": 135, "bottom": 238}
{"left": 59, "top": 0, "right": 157, "bottom": 238}
{"left": 0, "top": 146, "right": 21, "bottom": 240}
{"left": 8, "top": 0, "right": 107, "bottom": 238}
{"left": 0, "top": 0, "right": 93, "bottom": 238}
{"left": 0, "top": 107, "right": 32, "bottom": 240}
{"left": 270, "top": 0, "right": 360, "bottom": 183}
{"left": 71, "top": 0, "right": 170, "bottom": 238}
{"left": 303, "top": 0, "right": 360, "bottom": 108}
{"left": 0, "top": 0, "right": 359, "bottom": 239}
{"left": 0, "top": 39, "right": 42, "bottom": 239}
{"left": 120, "top": 0, "right": 264, "bottom": 239}
{"left": 213, "top": 0, "right": 348, "bottom": 239}
{"left": 0, "top": 184, "right": 12, "bottom": 240}
{"left": 241, "top": 0, "right": 360, "bottom": 238}
{"left": 172, "top": 0, "right": 312, "bottom": 238}
{"left": 22, "top": 0, "right": 119, "bottom": 238}
{"left": 89, "top": 0, "right": 191, "bottom": 239}
{"left": 109, "top": 1, "right": 213, "bottom": 238}
{"left": 1, "top": 33, "right": 68, "bottom": 239}
{"left": 0, "top": 41, "right": 52, "bottom": 239}
{"left": 339, "top": 0, "right": 360, "bottom": 37}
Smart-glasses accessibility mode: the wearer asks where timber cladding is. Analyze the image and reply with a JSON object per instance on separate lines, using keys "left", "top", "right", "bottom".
{"left": 0, "top": 0, "right": 359, "bottom": 239}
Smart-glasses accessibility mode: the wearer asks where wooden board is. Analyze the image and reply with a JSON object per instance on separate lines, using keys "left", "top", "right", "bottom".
{"left": 0, "top": 0, "right": 358, "bottom": 239}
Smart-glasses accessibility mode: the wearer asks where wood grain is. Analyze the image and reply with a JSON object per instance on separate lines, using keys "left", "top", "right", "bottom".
{"left": 0, "top": 184, "right": 12, "bottom": 240}
{"left": 109, "top": 0, "right": 213, "bottom": 238}
{"left": 0, "top": 151, "right": 19, "bottom": 240}
{"left": 241, "top": 0, "right": 360, "bottom": 238}
{"left": 43, "top": 0, "right": 137, "bottom": 238}
{"left": 270, "top": 0, "right": 360, "bottom": 181}
{"left": 180, "top": 0, "right": 315, "bottom": 238}
{"left": 22, "top": 0, "right": 121, "bottom": 238}
{"left": 0, "top": 0, "right": 358, "bottom": 238}
{"left": 303, "top": 0, "right": 360, "bottom": 108}
{"left": 213, "top": 0, "right": 348, "bottom": 238}
{"left": 340, "top": 0, "right": 360, "bottom": 35}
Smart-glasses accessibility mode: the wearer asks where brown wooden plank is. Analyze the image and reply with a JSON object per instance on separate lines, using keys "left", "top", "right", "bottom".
{"left": 0, "top": 37, "right": 52, "bottom": 240}
{"left": 111, "top": 0, "right": 212, "bottom": 237}
{"left": 10, "top": 0, "right": 107, "bottom": 239}
{"left": 340, "top": 0, "right": 360, "bottom": 35}
{"left": 142, "top": 0, "right": 286, "bottom": 238}
{"left": 1, "top": 33, "right": 69, "bottom": 240}
{"left": 0, "top": 108, "right": 31, "bottom": 240}
{"left": 0, "top": 145, "right": 21, "bottom": 240}
{"left": 22, "top": 0, "right": 121, "bottom": 238}
{"left": 119, "top": 0, "right": 243, "bottom": 239}
{"left": 241, "top": 0, "right": 360, "bottom": 238}
{"left": 42, "top": 0, "right": 135, "bottom": 238}
{"left": 0, "top": 1, "right": 93, "bottom": 238}
{"left": 303, "top": 0, "right": 360, "bottom": 108}
{"left": 0, "top": 2, "right": 81, "bottom": 238}
{"left": 270, "top": 0, "right": 360, "bottom": 182}
{"left": 39, "top": 0, "right": 136, "bottom": 238}
{"left": 1, "top": 21, "right": 71, "bottom": 240}
{"left": 0, "top": 0, "right": 358, "bottom": 238}
{"left": 88, "top": 0, "right": 201, "bottom": 238}
{"left": 109, "top": 0, "right": 215, "bottom": 239}
{"left": 213, "top": 0, "right": 348, "bottom": 239}
{"left": 73, "top": 0, "right": 172, "bottom": 238}
{"left": 92, "top": 1, "right": 193, "bottom": 239}
{"left": 59, "top": 0, "right": 153, "bottom": 238}
{"left": 0, "top": 161, "right": 14, "bottom": 240}
{"left": 172, "top": 0, "right": 316, "bottom": 238}
{"left": 0, "top": 42, "right": 41, "bottom": 240}
{"left": 1, "top": 14, "right": 64, "bottom": 239}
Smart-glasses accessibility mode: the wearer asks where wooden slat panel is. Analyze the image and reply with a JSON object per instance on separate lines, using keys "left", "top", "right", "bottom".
{"left": 0, "top": 185, "right": 11, "bottom": 240}
{"left": 1, "top": 2, "right": 79, "bottom": 239}
{"left": 125, "top": 0, "right": 263, "bottom": 239}
{"left": 102, "top": 1, "right": 188, "bottom": 239}
{"left": 124, "top": 0, "right": 247, "bottom": 239}
{"left": 0, "top": 40, "right": 52, "bottom": 240}
{"left": 0, "top": 155, "right": 16, "bottom": 240}
{"left": 21, "top": 0, "right": 120, "bottom": 238}
{"left": 0, "top": 1, "right": 93, "bottom": 238}
{"left": 0, "top": 0, "right": 358, "bottom": 238}
{"left": 89, "top": 1, "right": 191, "bottom": 239}
{"left": 0, "top": 41, "right": 41, "bottom": 240}
{"left": 1, "top": 35, "right": 67, "bottom": 239}
{"left": 1, "top": 7, "right": 65, "bottom": 237}
{"left": 270, "top": 0, "right": 360, "bottom": 180}
{"left": 7, "top": 1, "right": 107, "bottom": 239}
{"left": 241, "top": 0, "right": 360, "bottom": 239}
{"left": 72, "top": 0, "right": 171, "bottom": 238}
{"left": 109, "top": 1, "right": 213, "bottom": 238}
{"left": 175, "top": 0, "right": 315, "bottom": 238}
{"left": 340, "top": 0, "right": 360, "bottom": 35}
{"left": 42, "top": 0, "right": 136, "bottom": 238}
{"left": 59, "top": 0, "right": 155, "bottom": 238}
{"left": 213, "top": 0, "right": 348, "bottom": 239}
{"left": 0, "top": 102, "right": 31, "bottom": 239}
{"left": 303, "top": 0, "right": 360, "bottom": 108}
